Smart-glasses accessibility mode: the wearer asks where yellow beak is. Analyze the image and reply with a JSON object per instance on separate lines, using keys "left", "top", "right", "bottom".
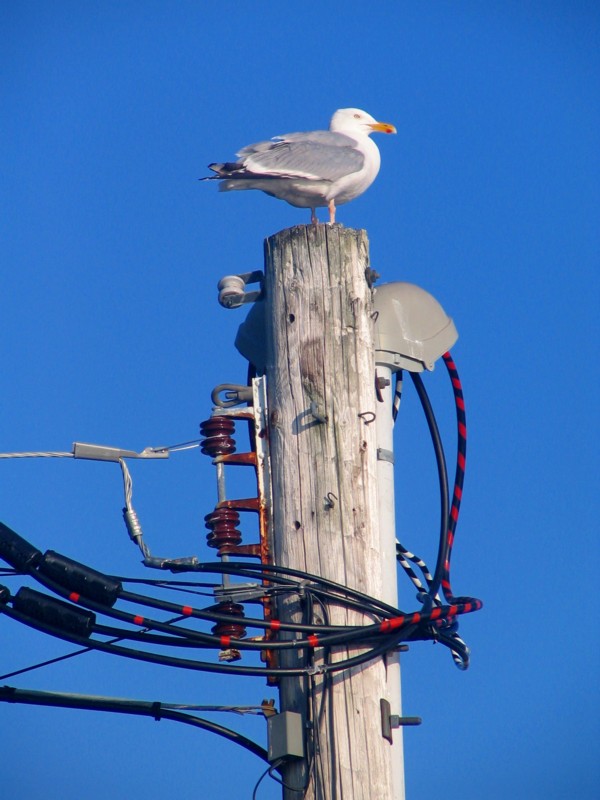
{"left": 369, "top": 121, "right": 397, "bottom": 134}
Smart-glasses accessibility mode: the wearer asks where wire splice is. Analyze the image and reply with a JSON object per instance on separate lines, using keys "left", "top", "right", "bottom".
{"left": 13, "top": 587, "right": 96, "bottom": 638}
{"left": 38, "top": 550, "right": 122, "bottom": 607}
{"left": 0, "top": 522, "right": 43, "bottom": 572}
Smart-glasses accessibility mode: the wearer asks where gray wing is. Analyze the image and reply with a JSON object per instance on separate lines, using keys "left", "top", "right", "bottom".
{"left": 236, "top": 131, "right": 364, "bottom": 181}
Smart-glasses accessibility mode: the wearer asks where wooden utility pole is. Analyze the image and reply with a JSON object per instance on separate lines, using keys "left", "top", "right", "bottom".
{"left": 263, "top": 225, "right": 402, "bottom": 799}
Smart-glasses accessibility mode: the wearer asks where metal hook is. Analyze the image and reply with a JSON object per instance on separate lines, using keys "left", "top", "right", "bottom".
{"left": 309, "top": 400, "right": 328, "bottom": 424}
{"left": 358, "top": 411, "right": 376, "bottom": 425}
{"left": 324, "top": 492, "right": 337, "bottom": 509}
{"left": 211, "top": 383, "right": 253, "bottom": 408}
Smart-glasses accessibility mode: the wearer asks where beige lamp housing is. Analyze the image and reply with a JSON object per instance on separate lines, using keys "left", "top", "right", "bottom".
{"left": 373, "top": 282, "right": 458, "bottom": 372}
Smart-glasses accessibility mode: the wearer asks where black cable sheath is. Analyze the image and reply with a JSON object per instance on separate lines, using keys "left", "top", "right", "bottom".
{"left": 1, "top": 601, "right": 412, "bottom": 677}
{"left": 22, "top": 563, "right": 380, "bottom": 649}
{"left": 408, "top": 372, "right": 449, "bottom": 599}
{"left": 0, "top": 686, "right": 269, "bottom": 763}
{"left": 180, "top": 561, "right": 402, "bottom": 617}
{"left": 18, "top": 568, "right": 399, "bottom": 653}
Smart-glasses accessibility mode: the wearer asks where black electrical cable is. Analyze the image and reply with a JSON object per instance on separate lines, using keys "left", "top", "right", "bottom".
{"left": 1, "top": 597, "right": 417, "bottom": 678}
{"left": 435, "top": 629, "right": 471, "bottom": 669}
{"left": 2, "top": 547, "right": 480, "bottom": 672}
{"left": 408, "top": 371, "right": 450, "bottom": 600}
{"left": 183, "top": 561, "right": 403, "bottom": 617}
{"left": 19, "top": 556, "right": 371, "bottom": 643}
{"left": 252, "top": 763, "right": 272, "bottom": 800}
{"left": 116, "top": 577, "right": 221, "bottom": 587}
{"left": 116, "top": 578, "right": 219, "bottom": 598}
{"left": 251, "top": 759, "right": 299, "bottom": 800}
{"left": 118, "top": 585, "right": 387, "bottom": 639}
{"left": 0, "top": 686, "right": 269, "bottom": 764}
{"left": 309, "top": 591, "right": 332, "bottom": 798}
{"left": 0, "top": 520, "right": 404, "bottom": 625}
{"left": 22, "top": 567, "right": 395, "bottom": 654}
{"left": 0, "top": 518, "right": 481, "bottom": 678}
{"left": 0, "top": 602, "right": 305, "bottom": 677}
{"left": 0, "top": 647, "right": 93, "bottom": 681}
{"left": 0, "top": 613, "right": 188, "bottom": 681}
{"left": 395, "top": 542, "right": 438, "bottom": 602}
{"left": 0, "top": 525, "right": 400, "bottom": 635}
{"left": 22, "top": 569, "right": 478, "bottom": 653}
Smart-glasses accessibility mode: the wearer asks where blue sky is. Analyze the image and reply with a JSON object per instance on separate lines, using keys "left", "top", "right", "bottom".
{"left": 1, "top": 2, "right": 599, "bottom": 798}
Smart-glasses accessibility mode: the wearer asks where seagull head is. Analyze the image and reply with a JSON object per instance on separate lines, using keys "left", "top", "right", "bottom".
{"left": 329, "top": 108, "right": 397, "bottom": 136}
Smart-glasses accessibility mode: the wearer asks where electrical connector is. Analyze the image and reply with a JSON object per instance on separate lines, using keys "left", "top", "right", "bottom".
{"left": 72, "top": 442, "right": 169, "bottom": 462}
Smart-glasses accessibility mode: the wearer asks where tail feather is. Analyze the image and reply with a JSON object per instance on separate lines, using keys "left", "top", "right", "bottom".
{"left": 208, "top": 161, "right": 244, "bottom": 177}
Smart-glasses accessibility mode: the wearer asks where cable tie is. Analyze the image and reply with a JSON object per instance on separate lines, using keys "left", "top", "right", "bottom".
{"left": 151, "top": 701, "right": 162, "bottom": 721}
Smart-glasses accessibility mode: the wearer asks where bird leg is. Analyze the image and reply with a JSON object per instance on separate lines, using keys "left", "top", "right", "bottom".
{"left": 310, "top": 208, "right": 318, "bottom": 225}
{"left": 328, "top": 199, "right": 336, "bottom": 225}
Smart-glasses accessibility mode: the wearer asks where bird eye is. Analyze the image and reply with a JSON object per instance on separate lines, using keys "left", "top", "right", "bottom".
{"left": 353, "top": 113, "right": 361, "bottom": 119}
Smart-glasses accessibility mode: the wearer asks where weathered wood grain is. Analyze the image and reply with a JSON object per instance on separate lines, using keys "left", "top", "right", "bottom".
{"left": 264, "top": 225, "right": 395, "bottom": 800}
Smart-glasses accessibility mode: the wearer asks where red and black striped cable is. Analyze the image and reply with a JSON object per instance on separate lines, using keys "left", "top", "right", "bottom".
{"left": 440, "top": 351, "right": 472, "bottom": 606}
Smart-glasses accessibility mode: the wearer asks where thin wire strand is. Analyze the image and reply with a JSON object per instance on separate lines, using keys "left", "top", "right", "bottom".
{"left": 149, "top": 439, "right": 201, "bottom": 453}
{"left": 0, "top": 452, "right": 72, "bottom": 458}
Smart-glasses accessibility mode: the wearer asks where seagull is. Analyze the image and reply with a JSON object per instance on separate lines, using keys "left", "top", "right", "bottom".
{"left": 203, "top": 108, "right": 396, "bottom": 224}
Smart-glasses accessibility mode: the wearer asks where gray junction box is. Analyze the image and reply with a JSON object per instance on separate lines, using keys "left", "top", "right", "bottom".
{"left": 267, "top": 711, "right": 305, "bottom": 763}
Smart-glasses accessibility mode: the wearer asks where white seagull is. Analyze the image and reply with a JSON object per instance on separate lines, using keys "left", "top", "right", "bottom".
{"left": 204, "top": 108, "right": 396, "bottom": 224}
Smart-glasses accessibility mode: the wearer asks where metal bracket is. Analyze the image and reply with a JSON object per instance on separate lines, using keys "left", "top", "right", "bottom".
{"left": 380, "top": 699, "right": 422, "bottom": 743}
{"left": 217, "top": 271, "right": 264, "bottom": 308}
{"left": 213, "top": 582, "right": 266, "bottom": 603}
{"left": 377, "top": 448, "right": 395, "bottom": 465}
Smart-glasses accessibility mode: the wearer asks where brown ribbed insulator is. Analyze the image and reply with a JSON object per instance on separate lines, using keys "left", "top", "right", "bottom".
{"left": 211, "top": 602, "right": 247, "bottom": 639}
{"left": 199, "top": 416, "right": 237, "bottom": 457}
{"left": 204, "top": 507, "right": 242, "bottom": 551}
